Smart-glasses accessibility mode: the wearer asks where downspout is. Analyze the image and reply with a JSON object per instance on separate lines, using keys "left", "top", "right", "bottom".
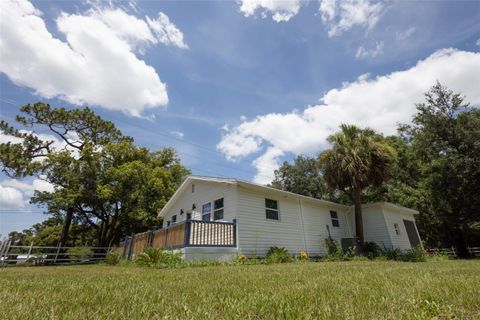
{"left": 298, "top": 199, "right": 308, "bottom": 252}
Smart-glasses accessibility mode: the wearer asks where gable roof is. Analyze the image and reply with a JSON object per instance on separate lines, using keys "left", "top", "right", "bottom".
{"left": 158, "top": 175, "right": 418, "bottom": 217}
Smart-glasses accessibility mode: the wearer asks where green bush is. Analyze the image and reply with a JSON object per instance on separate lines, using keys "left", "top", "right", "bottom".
{"left": 322, "top": 238, "right": 346, "bottom": 261}
{"left": 400, "top": 246, "right": 427, "bottom": 262}
{"left": 67, "top": 247, "right": 93, "bottom": 263}
{"left": 363, "top": 242, "right": 381, "bottom": 259}
{"left": 135, "top": 248, "right": 183, "bottom": 268}
{"left": 325, "top": 238, "right": 341, "bottom": 255}
{"left": 266, "top": 247, "right": 293, "bottom": 264}
{"left": 381, "top": 247, "right": 403, "bottom": 261}
{"left": 105, "top": 251, "right": 121, "bottom": 266}
{"left": 379, "top": 245, "right": 426, "bottom": 262}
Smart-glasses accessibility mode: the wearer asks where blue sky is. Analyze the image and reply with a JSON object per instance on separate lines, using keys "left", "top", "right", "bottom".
{"left": 1, "top": 0, "right": 479, "bottom": 236}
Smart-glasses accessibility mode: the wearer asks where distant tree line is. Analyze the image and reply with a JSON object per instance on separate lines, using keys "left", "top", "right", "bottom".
{"left": 271, "top": 83, "right": 480, "bottom": 257}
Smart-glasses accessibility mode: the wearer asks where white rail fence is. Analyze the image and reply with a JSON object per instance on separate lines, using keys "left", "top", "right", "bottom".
{"left": 0, "top": 240, "right": 111, "bottom": 266}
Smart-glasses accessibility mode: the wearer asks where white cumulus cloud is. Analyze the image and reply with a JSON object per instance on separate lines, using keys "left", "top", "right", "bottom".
{"left": 147, "top": 12, "right": 189, "bottom": 49}
{"left": 0, "top": 185, "right": 25, "bottom": 209}
{"left": 238, "top": 0, "right": 302, "bottom": 22}
{"left": 319, "top": 0, "right": 384, "bottom": 37}
{"left": 1, "top": 178, "right": 54, "bottom": 197}
{"left": 217, "top": 49, "right": 480, "bottom": 184}
{"left": 0, "top": 0, "right": 188, "bottom": 117}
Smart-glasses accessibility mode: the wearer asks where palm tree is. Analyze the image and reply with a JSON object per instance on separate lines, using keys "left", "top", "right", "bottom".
{"left": 318, "top": 124, "right": 397, "bottom": 246}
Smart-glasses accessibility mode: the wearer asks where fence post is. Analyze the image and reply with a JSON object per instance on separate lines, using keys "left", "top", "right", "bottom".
{"left": 0, "top": 240, "right": 10, "bottom": 267}
{"left": 184, "top": 219, "right": 191, "bottom": 247}
{"left": 164, "top": 227, "right": 169, "bottom": 249}
{"left": 121, "top": 237, "right": 128, "bottom": 259}
{"left": 233, "top": 219, "right": 237, "bottom": 247}
{"left": 54, "top": 243, "right": 61, "bottom": 264}
{"left": 26, "top": 242, "right": 34, "bottom": 260}
{"left": 127, "top": 233, "right": 135, "bottom": 260}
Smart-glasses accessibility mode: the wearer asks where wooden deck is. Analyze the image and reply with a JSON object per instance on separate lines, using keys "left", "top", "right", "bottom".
{"left": 118, "top": 219, "right": 237, "bottom": 258}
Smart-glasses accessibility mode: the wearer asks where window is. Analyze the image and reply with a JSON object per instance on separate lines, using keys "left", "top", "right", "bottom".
{"left": 192, "top": 184, "right": 195, "bottom": 193}
{"left": 330, "top": 211, "right": 339, "bottom": 227}
{"left": 180, "top": 209, "right": 184, "bottom": 215}
{"left": 166, "top": 220, "right": 171, "bottom": 227}
{"left": 265, "top": 199, "right": 279, "bottom": 220}
{"left": 394, "top": 223, "right": 400, "bottom": 235}
{"left": 214, "top": 198, "right": 224, "bottom": 220}
{"left": 202, "top": 203, "right": 211, "bottom": 221}
{"left": 171, "top": 215, "right": 177, "bottom": 224}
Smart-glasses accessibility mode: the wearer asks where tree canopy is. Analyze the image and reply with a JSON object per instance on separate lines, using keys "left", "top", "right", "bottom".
{"left": 1, "top": 103, "right": 190, "bottom": 246}
{"left": 318, "top": 124, "right": 397, "bottom": 245}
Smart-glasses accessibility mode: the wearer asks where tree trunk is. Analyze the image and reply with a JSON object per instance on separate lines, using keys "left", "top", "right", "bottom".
{"left": 58, "top": 207, "right": 73, "bottom": 246}
{"left": 353, "top": 189, "right": 364, "bottom": 247}
{"left": 453, "top": 227, "right": 470, "bottom": 259}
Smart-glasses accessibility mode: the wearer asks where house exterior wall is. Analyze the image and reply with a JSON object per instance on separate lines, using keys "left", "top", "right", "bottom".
{"left": 301, "top": 201, "right": 351, "bottom": 256}
{"left": 236, "top": 187, "right": 305, "bottom": 256}
{"left": 381, "top": 207, "right": 421, "bottom": 250}
{"left": 235, "top": 186, "right": 351, "bottom": 257}
{"left": 348, "top": 204, "right": 421, "bottom": 250}
{"left": 159, "top": 178, "right": 422, "bottom": 258}
{"left": 349, "top": 205, "right": 393, "bottom": 249}
{"left": 162, "top": 180, "right": 237, "bottom": 228}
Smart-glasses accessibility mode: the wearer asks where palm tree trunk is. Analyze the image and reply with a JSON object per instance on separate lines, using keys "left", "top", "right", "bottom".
{"left": 353, "top": 189, "right": 364, "bottom": 247}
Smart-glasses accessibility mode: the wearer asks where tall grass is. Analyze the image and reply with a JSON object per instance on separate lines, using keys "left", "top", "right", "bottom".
{"left": 0, "top": 260, "right": 479, "bottom": 319}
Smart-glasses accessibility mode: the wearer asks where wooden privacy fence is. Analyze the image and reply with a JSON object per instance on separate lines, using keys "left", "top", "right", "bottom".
{"left": 118, "top": 219, "right": 237, "bottom": 259}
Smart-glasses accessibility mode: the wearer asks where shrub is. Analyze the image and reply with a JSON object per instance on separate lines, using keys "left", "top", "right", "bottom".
{"left": 298, "top": 250, "right": 309, "bottom": 262}
{"left": 67, "top": 247, "right": 93, "bottom": 263}
{"left": 135, "top": 248, "right": 183, "bottom": 268}
{"left": 266, "top": 247, "right": 293, "bottom": 264}
{"left": 381, "top": 247, "right": 403, "bottom": 261}
{"left": 236, "top": 254, "right": 247, "bottom": 264}
{"left": 379, "top": 245, "right": 426, "bottom": 262}
{"left": 363, "top": 241, "right": 381, "bottom": 259}
{"left": 400, "top": 246, "right": 427, "bottom": 262}
{"left": 325, "top": 238, "right": 340, "bottom": 255}
{"left": 322, "top": 238, "right": 345, "bottom": 261}
{"left": 105, "top": 251, "right": 121, "bottom": 266}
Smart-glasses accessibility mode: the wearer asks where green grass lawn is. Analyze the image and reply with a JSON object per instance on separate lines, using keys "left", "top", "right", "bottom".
{"left": 1, "top": 260, "right": 479, "bottom": 319}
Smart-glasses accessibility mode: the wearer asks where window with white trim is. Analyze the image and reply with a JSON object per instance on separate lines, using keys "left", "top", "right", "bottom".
{"left": 265, "top": 199, "right": 279, "bottom": 220}
{"left": 166, "top": 220, "right": 171, "bottom": 227}
{"left": 202, "top": 203, "right": 211, "bottom": 221}
{"left": 330, "top": 211, "right": 339, "bottom": 227}
{"left": 213, "top": 198, "right": 224, "bottom": 220}
{"left": 394, "top": 223, "right": 400, "bottom": 235}
{"left": 171, "top": 215, "right": 177, "bottom": 224}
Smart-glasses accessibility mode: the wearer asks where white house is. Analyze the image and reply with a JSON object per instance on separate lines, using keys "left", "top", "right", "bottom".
{"left": 157, "top": 176, "right": 422, "bottom": 260}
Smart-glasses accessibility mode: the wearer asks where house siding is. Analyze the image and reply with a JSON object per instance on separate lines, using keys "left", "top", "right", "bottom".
{"left": 235, "top": 186, "right": 351, "bottom": 256}
{"left": 236, "top": 187, "right": 305, "bottom": 256}
{"left": 382, "top": 207, "right": 421, "bottom": 250}
{"left": 351, "top": 205, "right": 393, "bottom": 249}
{"left": 162, "top": 181, "right": 237, "bottom": 228}
{"left": 158, "top": 177, "right": 422, "bottom": 258}
{"left": 301, "top": 201, "right": 351, "bottom": 256}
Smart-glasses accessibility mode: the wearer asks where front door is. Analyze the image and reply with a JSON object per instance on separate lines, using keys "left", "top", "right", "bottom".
{"left": 403, "top": 220, "right": 421, "bottom": 247}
